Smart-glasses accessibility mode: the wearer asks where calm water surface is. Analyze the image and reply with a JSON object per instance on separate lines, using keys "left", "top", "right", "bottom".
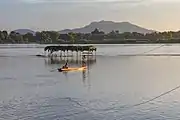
{"left": 1, "top": 44, "right": 180, "bottom": 120}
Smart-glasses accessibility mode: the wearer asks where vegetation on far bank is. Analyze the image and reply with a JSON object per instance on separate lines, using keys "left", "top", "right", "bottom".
{"left": 1, "top": 28, "right": 180, "bottom": 44}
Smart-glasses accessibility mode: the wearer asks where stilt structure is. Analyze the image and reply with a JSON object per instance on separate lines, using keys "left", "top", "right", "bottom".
{"left": 44, "top": 45, "right": 97, "bottom": 65}
{"left": 44, "top": 45, "right": 96, "bottom": 55}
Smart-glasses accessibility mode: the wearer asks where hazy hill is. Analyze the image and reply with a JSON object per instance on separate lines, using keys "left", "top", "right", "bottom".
{"left": 13, "top": 29, "right": 35, "bottom": 35}
{"left": 59, "top": 20, "right": 154, "bottom": 34}
{"left": 13, "top": 21, "right": 155, "bottom": 35}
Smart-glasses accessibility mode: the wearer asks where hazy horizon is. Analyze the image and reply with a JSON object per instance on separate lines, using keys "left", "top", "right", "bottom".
{"left": 1, "top": 0, "right": 180, "bottom": 32}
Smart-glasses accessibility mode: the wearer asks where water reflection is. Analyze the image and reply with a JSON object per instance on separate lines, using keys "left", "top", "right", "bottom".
{"left": 44, "top": 56, "right": 96, "bottom": 67}
{"left": 82, "top": 70, "right": 86, "bottom": 84}
{"left": 60, "top": 68, "right": 90, "bottom": 89}
{"left": 44, "top": 57, "right": 95, "bottom": 89}
{"left": 82, "top": 69, "right": 91, "bottom": 91}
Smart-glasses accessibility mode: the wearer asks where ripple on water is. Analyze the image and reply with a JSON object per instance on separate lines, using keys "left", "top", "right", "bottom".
{"left": 23, "top": 78, "right": 61, "bottom": 88}
{"left": 1, "top": 95, "right": 180, "bottom": 120}
{"left": 35, "top": 74, "right": 55, "bottom": 78}
{"left": 0, "top": 96, "right": 130, "bottom": 120}
{"left": 0, "top": 97, "right": 90, "bottom": 120}
{"left": 0, "top": 77, "right": 16, "bottom": 81}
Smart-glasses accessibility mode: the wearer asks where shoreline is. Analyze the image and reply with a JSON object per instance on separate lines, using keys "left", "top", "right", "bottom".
{"left": 1, "top": 42, "right": 180, "bottom": 45}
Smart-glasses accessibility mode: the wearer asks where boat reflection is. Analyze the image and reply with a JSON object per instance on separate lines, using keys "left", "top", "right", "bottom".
{"left": 44, "top": 57, "right": 96, "bottom": 68}
{"left": 81, "top": 68, "right": 91, "bottom": 90}
{"left": 45, "top": 57, "right": 95, "bottom": 89}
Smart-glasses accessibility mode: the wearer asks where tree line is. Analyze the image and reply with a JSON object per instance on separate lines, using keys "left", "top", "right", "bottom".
{"left": 1, "top": 28, "right": 180, "bottom": 44}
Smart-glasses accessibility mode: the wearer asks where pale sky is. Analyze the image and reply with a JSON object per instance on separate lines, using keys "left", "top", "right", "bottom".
{"left": 0, "top": 0, "right": 180, "bottom": 32}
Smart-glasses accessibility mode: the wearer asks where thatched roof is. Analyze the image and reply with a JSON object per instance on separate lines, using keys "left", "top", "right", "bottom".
{"left": 44, "top": 45, "right": 97, "bottom": 53}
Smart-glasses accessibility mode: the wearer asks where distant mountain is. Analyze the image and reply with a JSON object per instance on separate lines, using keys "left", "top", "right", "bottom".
{"left": 13, "top": 29, "right": 35, "bottom": 35}
{"left": 59, "top": 20, "right": 155, "bottom": 34}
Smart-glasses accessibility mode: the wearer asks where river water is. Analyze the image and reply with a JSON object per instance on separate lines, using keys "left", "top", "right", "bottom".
{"left": 1, "top": 44, "right": 180, "bottom": 120}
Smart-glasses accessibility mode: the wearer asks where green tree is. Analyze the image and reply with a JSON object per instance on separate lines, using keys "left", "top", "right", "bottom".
{"left": 68, "top": 32, "right": 77, "bottom": 43}
{"left": 122, "top": 32, "right": 131, "bottom": 39}
{"left": 9, "top": 31, "right": 16, "bottom": 43}
{"left": 115, "top": 30, "right": 119, "bottom": 34}
{"left": 41, "top": 31, "right": 51, "bottom": 43}
{"left": 91, "top": 28, "right": 100, "bottom": 34}
{"left": 0, "top": 31, "right": 5, "bottom": 40}
{"left": 48, "top": 31, "right": 60, "bottom": 43}
{"left": 9, "top": 31, "right": 24, "bottom": 43}
{"left": 23, "top": 33, "right": 35, "bottom": 43}
{"left": 0, "top": 31, "right": 9, "bottom": 43}
{"left": 35, "top": 32, "right": 41, "bottom": 43}
{"left": 16, "top": 33, "right": 23, "bottom": 43}
{"left": 2, "top": 31, "right": 8, "bottom": 40}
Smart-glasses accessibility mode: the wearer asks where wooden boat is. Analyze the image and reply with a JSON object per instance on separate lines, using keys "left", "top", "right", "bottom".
{"left": 58, "top": 66, "right": 87, "bottom": 72}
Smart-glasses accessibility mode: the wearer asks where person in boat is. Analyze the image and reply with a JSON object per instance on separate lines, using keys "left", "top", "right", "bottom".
{"left": 82, "top": 55, "right": 86, "bottom": 67}
{"left": 62, "top": 62, "right": 68, "bottom": 69}
{"left": 82, "top": 55, "right": 86, "bottom": 60}
{"left": 82, "top": 55, "right": 86, "bottom": 62}
{"left": 82, "top": 59, "right": 86, "bottom": 67}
